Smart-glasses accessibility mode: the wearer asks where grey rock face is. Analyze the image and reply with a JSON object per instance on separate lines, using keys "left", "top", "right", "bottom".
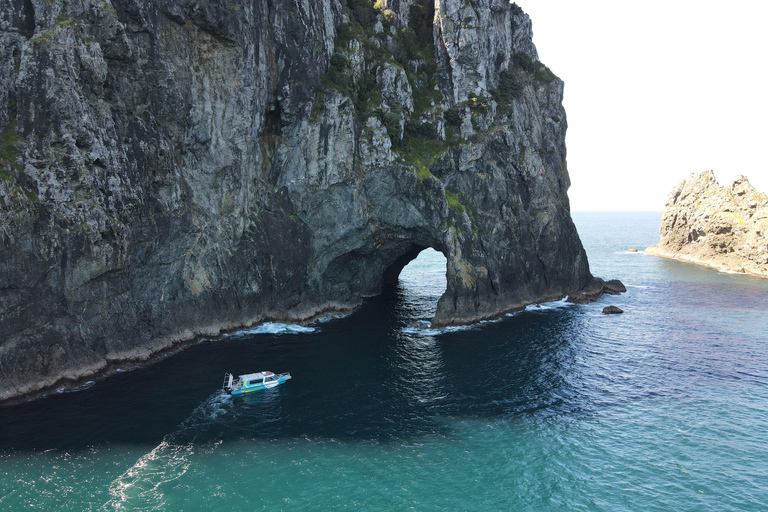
{"left": 0, "top": 0, "right": 603, "bottom": 403}
{"left": 434, "top": 0, "right": 537, "bottom": 103}
{"left": 646, "top": 171, "right": 768, "bottom": 276}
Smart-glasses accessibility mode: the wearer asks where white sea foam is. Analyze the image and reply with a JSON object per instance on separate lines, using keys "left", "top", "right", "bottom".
{"left": 403, "top": 299, "right": 575, "bottom": 336}
{"left": 402, "top": 327, "right": 435, "bottom": 336}
{"left": 226, "top": 322, "right": 316, "bottom": 338}
{"left": 56, "top": 380, "right": 95, "bottom": 394}
{"left": 315, "top": 312, "right": 350, "bottom": 323}
{"left": 444, "top": 323, "right": 486, "bottom": 332}
{"left": 525, "top": 298, "right": 572, "bottom": 311}
{"left": 75, "top": 380, "right": 96, "bottom": 391}
{"left": 402, "top": 326, "right": 466, "bottom": 336}
{"left": 401, "top": 297, "right": 573, "bottom": 336}
{"left": 402, "top": 318, "right": 500, "bottom": 336}
{"left": 720, "top": 269, "right": 746, "bottom": 275}
{"left": 402, "top": 325, "right": 446, "bottom": 336}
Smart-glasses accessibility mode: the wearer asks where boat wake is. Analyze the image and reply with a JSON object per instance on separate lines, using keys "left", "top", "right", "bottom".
{"left": 103, "top": 440, "right": 193, "bottom": 511}
{"left": 102, "top": 392, "right": 233, "bottom": 511}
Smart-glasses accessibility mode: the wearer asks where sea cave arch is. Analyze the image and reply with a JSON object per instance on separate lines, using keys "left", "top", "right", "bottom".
{"left": 383, "top": 244, "right": 434, "bottom": 285}
{"left": 389, "top": 246, "right": 449, "bottom": 320}
{"left": 320, "top": 240, "right": 450, "bottom": 311}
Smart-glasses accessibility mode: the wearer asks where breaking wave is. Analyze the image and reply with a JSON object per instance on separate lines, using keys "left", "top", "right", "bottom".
{"left": 524, "top": 298, "right": 572, "bottom": 312}
{"left": 225, "top": 322, "right": 316, "bottom": 338}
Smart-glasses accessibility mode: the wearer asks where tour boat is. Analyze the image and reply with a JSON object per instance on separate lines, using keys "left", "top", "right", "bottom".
{"left": 222, "top": 371, "right": 291, "bottom": 395}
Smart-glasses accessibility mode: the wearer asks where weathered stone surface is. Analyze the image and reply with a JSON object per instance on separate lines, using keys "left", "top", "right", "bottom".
{"left": 646, "top": 171, "right": 768, "bottom": 276}
{"left": 604, "top": 279, "right": 627, "bottom": 295}
{"left": 0, "top": 0, "right": 614, "bottom": 404}
{"left": 567, "top": 277, "right": 626, "bottom": 305}
{"left": 602, "top": 305, "right": 623, "bottom": 315}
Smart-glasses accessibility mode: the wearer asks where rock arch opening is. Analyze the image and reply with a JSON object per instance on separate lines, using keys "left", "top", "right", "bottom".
{"left": 383, "top": 245, "right": 448, "bottom": 320}
{"left": 382, "top": 244, "right": 429, "bottom": 285}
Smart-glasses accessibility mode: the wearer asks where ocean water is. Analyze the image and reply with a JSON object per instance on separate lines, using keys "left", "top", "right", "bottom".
{"left": 2, "top": 211, "right": 767, "bottom": 511}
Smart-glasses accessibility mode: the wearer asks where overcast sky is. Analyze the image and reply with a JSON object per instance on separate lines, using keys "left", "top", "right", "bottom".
{"left": 518, "top": 0, "right": 768, "bottom": 211}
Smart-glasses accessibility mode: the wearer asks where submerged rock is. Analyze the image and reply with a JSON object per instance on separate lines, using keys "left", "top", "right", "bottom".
{"left": 0, "top": 0, "right": 617, "bottom": 403}
{"left": 646, "top": 171, "right": 768, "bottom": 276}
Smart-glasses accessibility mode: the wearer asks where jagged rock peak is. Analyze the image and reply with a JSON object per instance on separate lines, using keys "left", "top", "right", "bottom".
{"left": 646, "top": 171, "right": 768, "bottom": 276}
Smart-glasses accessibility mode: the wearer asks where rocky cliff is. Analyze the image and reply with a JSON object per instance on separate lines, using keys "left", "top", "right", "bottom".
{"left": 1, "top": 0, "right": 607, "bottom": 403}
{"left": 646, "top": 171, "right": 768, "bottom": 276}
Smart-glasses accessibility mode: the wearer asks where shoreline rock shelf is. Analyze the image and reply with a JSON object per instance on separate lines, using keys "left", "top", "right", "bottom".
{"left": 646, "top": 171, "right": 768, "bottom": 277}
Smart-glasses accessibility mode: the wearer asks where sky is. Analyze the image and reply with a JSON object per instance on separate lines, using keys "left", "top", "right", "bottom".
{"left": 518, "top": 0, "right": 768, "bottom": 211}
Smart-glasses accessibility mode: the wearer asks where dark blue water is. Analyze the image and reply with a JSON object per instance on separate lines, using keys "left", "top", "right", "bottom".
{"left": 1, "top": 212, "right": 767, "bottom": 510}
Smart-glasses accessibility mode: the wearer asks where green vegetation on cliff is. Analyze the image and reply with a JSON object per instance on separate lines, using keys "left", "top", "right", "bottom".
{"left": 491, "top": 52, "right": 559, "bottom": 111}
{"left": 317, "top": 0, "right": 562, "bottom": 173}
{"left": 316, "top": 0, "right": 441, "bottom": 153}
{"left": 0, "top": 120, "right": 21, "bottom": 180}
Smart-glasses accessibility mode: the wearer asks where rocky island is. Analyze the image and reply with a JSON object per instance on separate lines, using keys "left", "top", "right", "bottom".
{"left": 1, "top": 0, "right": 618, "bottom": 404}
{"left": 646, "top": 171, "right": 768, "bottom": 276}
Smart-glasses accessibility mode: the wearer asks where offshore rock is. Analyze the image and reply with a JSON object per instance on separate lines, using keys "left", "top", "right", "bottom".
{"left": 0, "top": 0, "right": 610, "bottom": 403}
{"left": 602, "top": 305, "right": 623, "bottom": 315}
{"left": 567, "top": 277, "right": 626, "bottom": 305}
{"left": 646, "top": 171, "right": 768, "bottom": 277}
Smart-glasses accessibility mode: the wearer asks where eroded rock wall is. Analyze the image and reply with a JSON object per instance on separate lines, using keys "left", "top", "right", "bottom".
{"left": 646, "top": 171, "right": 768, "bottom": 276}
{"left": 1, "top": 0, "right": 595, "bottom": 403}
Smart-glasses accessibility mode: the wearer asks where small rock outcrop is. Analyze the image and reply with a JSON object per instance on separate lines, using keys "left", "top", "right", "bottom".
{"left": 646, "top": 171, "right": 768, "bottom": 276}
{"left": 567, "top": 278, "right": 626, "bottom": 304}
{"left": 602, "top": 305, "right": 623, "bottom": 315}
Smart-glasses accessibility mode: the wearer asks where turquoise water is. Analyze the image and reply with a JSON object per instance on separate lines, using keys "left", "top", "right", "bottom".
{"left": 1, "top": 212, "right": 767, "bottom": 510}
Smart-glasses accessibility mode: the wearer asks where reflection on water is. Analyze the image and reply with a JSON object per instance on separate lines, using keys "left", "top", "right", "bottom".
{"left": 390, "top": 248, "right": 449, "bottom": 409}
{"left": 391, "top": 334, "right": 447, "bottom": 407}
